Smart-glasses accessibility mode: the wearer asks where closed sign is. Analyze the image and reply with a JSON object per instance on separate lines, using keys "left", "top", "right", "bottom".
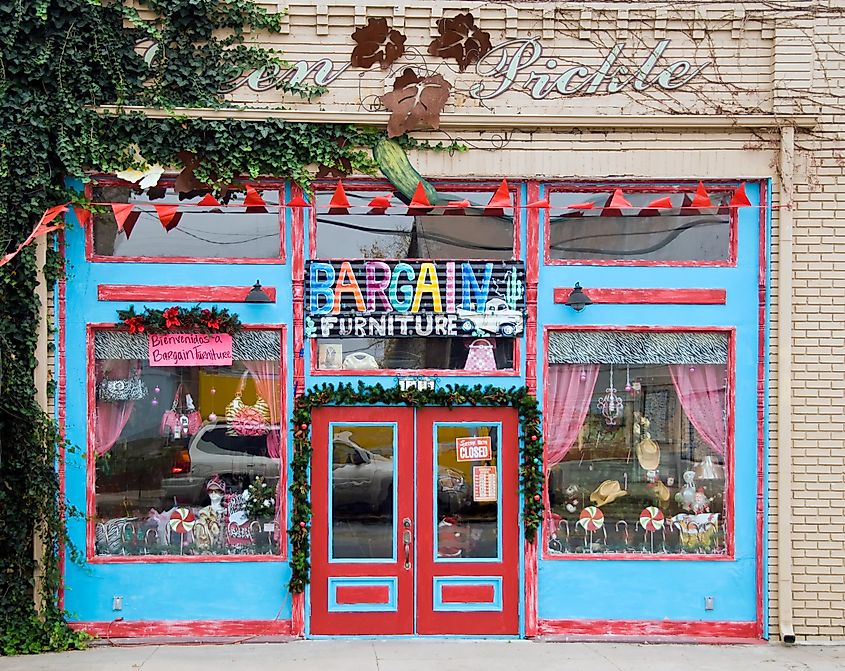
{"left": 456, "top": 436, "right": 492, "bottom": 462}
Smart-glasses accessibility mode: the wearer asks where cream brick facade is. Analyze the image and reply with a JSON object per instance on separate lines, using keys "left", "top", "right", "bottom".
{"left": 118, "top": 0, "right": 845, "bottom": 642}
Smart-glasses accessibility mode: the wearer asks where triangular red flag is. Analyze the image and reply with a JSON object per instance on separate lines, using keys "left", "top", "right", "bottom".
{"left": 286, "top": 193, "right": 310, "bottom": 208}
{"left": 244, "top": 185, "right": 266, "bottom": 207}
{"left": 446, "top": 200, "right": 470, "bottom": 208}
{"left": 690, "top": 182, "right": 714, "bottom": 209}
{"left": 328, "top": 180, "right": 351, "bottom": 210}
{"left": 368, "top": 195, "right": 392, "bottom": 209}
{"left": 601, "top": 189, "right": 633, "bottom": 217}
{"left": 645, "top": 196, "right": 674, "bottom": 210}
{"left": 568, "top": 202, "right": 595, "bottom": 210}
{"left": 409, "top": 182, "right": 432, "bottom": 209}
{"left": 111, "top": 203, "right": 136, "bottom": 232}
{"left": 729, "top": 183, "right": 752, "bottom": 208}
{"left": 154, "top": 204, "right": 181, "bottom": 231}
{"left": 197, "top": 193, "right": 221, "bottom": 207}
{"left": 73, "top": 207, "right": 92, "bottom": 227}
{"left": 486, "top": 179, "right": 512, "bottom": 210}
{"left": 526, "top": 199, "right": 550, "bottom": 209}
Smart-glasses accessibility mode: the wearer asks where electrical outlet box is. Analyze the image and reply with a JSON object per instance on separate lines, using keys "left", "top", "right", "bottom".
{"left": 704, "top": 596, "right": 714, "bottom": 611}
{"left": 112, "top": 596, "right": 123, "bottom": 611}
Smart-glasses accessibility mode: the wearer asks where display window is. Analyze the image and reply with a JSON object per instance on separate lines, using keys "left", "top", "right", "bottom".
{"left": 88, "top": 181, "right": 284, "bottom": 263}
{"left": 309, "top": 183, "right": 521, "bottom": 375}
{"left": 89, "top": 327, "right": 285, "bottom": 560}
{"left": 543, "top": 328, "right": 732, "bottom": 558}
{"left": 544, "top": 184, "right": 736, "bottom": 266}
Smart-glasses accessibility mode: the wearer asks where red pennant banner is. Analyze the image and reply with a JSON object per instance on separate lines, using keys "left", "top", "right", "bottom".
{"left": 1, "top": 203, "right": 68, "bottom": 267}
{"left": 568, "top": 202, "right": 595, "bottom": 210}
{"left": 645, "top": 196, "right": 674, "bottom": 210}
{"left": 286, "top": 193, "right": 310, "bottom": 208}
{"left": 197, "top": 193, "right": 222, "bottom": 207}
{"left": 329, "top": 180, "right": 351, "bottom": 210}
{"left": 73, "top": 207, "right": 92, "bottom": 228}
{"left": 729, "top": 183, "right": 752, "bottom": 208}
{"left": 154, "top": 204, "right": 181, "bottom": 231}
{"left": 607, "top": 189, "right": 633, "bottom": 210}
{"left": 111, "top": 203, "right": 136, "bottom": 232}
{"left": 486, "top": 179, "right": 512, "bottom": 210}
{"left": 122, "top": 212, "right": 140, "bottom": 239}
{"left": 526, "top": 199, "right": 550, "bottom": 209}
{"left": 409, "top": 182, "right": 432, "bottom": 209}
{"left": 244, "top": 185, "right": 267, "bottom": 212}
{"left": 690, "top": 182, "right": 714, "bottom": 209}
{"left": 446, "top": 199, "right": 471, "bottom": 208}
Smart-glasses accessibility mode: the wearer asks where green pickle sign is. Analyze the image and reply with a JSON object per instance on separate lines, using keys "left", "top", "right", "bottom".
{"left": 305, "top": 260, "right": 526, "bottom": 338}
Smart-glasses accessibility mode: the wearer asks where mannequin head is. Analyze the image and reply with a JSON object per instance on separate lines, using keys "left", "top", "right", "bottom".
{"left": 206, "top": 475, "right": 226, "bottom": 510}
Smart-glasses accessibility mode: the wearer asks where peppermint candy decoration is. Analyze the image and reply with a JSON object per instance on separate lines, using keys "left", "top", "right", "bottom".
{"left": 578, "top": 505, "right": 604, "bottom": 532}
{"left": 168, "top": 507, "right": 196, "bottom": 534}
{"left": 639, "top": 506, "right": 665, "bottom": 532}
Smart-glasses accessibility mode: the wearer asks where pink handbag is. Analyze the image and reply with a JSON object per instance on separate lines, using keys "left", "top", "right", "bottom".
{"left": 159, "top": 384, "right": 201, "bottom": 439}
{"left": 464, "top": 339, "right": 497, "bottom": 371}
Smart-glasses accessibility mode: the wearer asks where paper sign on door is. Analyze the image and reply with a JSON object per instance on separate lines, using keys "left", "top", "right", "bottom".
{"left": 148, "top": 333, "right": 233, "bottom": 367}
{"left": 473, "top": 466, "right": 498, "bottom": 502}
{"left": 456, "top": 436, "right": 492, "bottom": 462}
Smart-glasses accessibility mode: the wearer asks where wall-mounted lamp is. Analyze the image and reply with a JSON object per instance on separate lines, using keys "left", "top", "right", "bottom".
{"left": 565, "top": 283, "right": 592, "bottom": 312}
{"left": 245, "top": 280, "right": 272, "bottom": 303}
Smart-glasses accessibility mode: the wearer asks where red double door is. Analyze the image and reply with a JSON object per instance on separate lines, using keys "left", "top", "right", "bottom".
{"left": 310, "top": 406, "right": 520, "bottom": 636}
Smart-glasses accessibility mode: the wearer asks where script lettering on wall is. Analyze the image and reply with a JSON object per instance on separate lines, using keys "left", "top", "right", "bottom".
{"left": 305, "top": 260, "right": 526, "bottom": 338}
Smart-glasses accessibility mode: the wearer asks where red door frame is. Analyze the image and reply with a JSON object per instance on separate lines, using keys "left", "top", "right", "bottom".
{"left": 310, "top": 405, "right": 520, "bottom": 636}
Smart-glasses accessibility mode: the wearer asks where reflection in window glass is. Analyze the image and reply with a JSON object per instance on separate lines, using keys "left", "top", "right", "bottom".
{"left": 545, "top": 331, "right": 728, "bottom": 556}
{"left": 93, "top": 330, "right": 282, "bottom": 557}
{"left": 316, "top": 337, "right": 514, "bottom": 371}
{"left": 330, "top": 424, "right": 395, "bottom": 560}
{"left": 92, "top": 186, "right": 281, "bottom": 258}
{"left": 547, "top": 189, "right": 731, "bottom": 262}
{"left": 436, "top": 424, "right": 500, "bottom": 559}
{"left": 314, "top": 190, "right": 514, "bottom": 259}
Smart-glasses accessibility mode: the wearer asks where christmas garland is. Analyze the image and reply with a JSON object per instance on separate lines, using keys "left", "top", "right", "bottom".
{"left": 116, "top": 305, "right": 242, "bottom": 334}
{"left": 288, "top": 382, "right": 544, "bottom": 593}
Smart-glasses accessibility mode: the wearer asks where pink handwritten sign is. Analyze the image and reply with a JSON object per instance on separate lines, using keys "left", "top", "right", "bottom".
{"left": 148, "top": 333, "right": 233, "bottom": 367}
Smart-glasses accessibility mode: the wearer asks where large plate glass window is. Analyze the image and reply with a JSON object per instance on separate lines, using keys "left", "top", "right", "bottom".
{"left": 546, "top": 186, "right": 733, "bottom": 264}
{"left": 91, "top": 183, "right": 282, "bottom": 260}
{"left": 91, "top": 329, "right": 283, "bottom": 558}
{"left": 544, "top": 330, "right": 730, "bottom": 556}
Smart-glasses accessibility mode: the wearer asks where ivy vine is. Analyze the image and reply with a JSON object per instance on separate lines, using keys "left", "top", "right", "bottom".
{"left": 289, "top": 382, "right": 544, "bottom": 594}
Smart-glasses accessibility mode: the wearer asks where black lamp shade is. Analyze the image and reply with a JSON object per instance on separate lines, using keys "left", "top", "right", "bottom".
{"left": 245, "top": 280, "right": 272, "bottom": 303}
{"left": 565, "top": 283, "right": 592, "bottom": 312}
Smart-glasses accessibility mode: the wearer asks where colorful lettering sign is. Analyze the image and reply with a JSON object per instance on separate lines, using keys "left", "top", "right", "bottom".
{"left": 456, "top": 436, "right": 493, "bottom": 462}
{"left": 305, "top": 260, "right": 525, "bottom": 338}
{"left": 148, "top": 333, "right": 233, "bottom": 366}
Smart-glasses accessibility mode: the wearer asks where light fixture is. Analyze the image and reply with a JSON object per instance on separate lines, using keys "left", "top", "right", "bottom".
{"left": 565, "top": 283, "right": 592, "bottom": 311}
{"left": 245, "top": 280, "right": 272, "bottom": 303}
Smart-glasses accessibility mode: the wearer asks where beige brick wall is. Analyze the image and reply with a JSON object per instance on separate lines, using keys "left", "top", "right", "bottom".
{"left": 121, "top": 0, "right": 845, "bottom": 641}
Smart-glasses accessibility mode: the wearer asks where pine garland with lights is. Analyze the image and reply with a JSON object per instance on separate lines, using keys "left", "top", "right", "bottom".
{"left": 288, "top": 382, "right": 543, "bottom": 593}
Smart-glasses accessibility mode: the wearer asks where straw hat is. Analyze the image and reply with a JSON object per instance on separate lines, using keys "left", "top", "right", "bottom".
{"left": 636, "top": 436, "right": 661, "bottom": 471}
{"left": 590, "top": 480, "right": 628, "bottom": 507}
{"left": 650, "top": 480, "right": 670, "bottom": 506}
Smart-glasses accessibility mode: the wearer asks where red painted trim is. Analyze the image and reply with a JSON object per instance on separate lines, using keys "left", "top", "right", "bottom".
{"left": 335, "top": 585, "right": 391, "bottom": 605}
{"left": 70, "top": 619, "right": 293, "bottom": 638}
{"left": 291, "top": 184, "right": 306, "bottom": 399}
{"left": 85, "top": 324, "right": 288, "bottom": 563}
{"left": 537, "top": 619, "right": 758, "bottom": 639}
{"left": 84, "top": 176, "right": 286, "bottom": 265}
{"left": 292, "top": 593, "right": 305, "bottom": 638}
{"left": 553, "top": 288, "right": 726, "bottom": 305}
{"left": 525, "top": 181, "right": 539, "bottom": 395}
{"left": 541, "top": 325, "right": 737, "bottom": 562}
{"left": 440, "top": 584, "right": 495, "bottom": 604}
{"left": 542, "top": 182, "right": 739, "bottom": 268}
{"left": 97, "top": 285, "right": 277, "bottom": 302}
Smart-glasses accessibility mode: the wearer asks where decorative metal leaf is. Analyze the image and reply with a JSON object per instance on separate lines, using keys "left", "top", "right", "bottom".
{"left": 174, "top": 151, "right": 208, "bottom": 195}
{"left": 351, "top": 17, "right": 406, "bottom": 69}
{"left": 427, "top": 12, "right": 491, "bottom": 72}
{"left": 380, "top": 69, "right": 452, "bottom": 138}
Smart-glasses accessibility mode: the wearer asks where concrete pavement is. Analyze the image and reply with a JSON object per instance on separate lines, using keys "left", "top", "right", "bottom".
{"left": 2, "top": 640, "right": 845, "bottom": 671}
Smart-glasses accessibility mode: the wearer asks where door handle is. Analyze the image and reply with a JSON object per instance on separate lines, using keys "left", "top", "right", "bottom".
{"left": 403, "top": 518, "right": 412, "bottom": 570}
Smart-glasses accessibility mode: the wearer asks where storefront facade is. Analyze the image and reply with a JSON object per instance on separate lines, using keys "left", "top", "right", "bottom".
{"left": 58, "top": 1, "right": 843, "bottom": 641}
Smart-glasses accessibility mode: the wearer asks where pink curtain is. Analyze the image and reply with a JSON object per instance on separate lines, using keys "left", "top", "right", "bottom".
{"left": 669, "top": 364, "right": 727, "bottom": 457}
{"left": 242, "top": 360, "right": 282, "bottom": 460}
{"left": 94, "top": 360, "right": 136, "bottom": 456}
{"left": 543, "top": 364, "right": 599, "bottom": 533}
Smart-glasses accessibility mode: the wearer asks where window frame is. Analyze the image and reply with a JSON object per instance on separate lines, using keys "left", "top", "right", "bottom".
{"left": 540, "top": 324, "right": 736, "bottom": 561}
{"left": 85, "top": 323, "right": 288, "bottom": 564}
{"left": 308, "top": 178, "right": 523, "bottom": 377}
{"left": 543, "top": 181, "right": 739, "bottom": 267}
{"left": 84, "top": 176, "right": 287, "bottom": 265}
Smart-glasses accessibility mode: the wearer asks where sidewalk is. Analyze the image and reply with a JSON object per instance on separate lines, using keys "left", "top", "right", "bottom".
{"left": 2, "top": 639, "right": 845, "bottom": 671}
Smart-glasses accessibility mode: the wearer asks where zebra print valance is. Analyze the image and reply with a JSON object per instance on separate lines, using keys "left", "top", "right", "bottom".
{"left": 94, "top": 329, "right": 281, "bottom": 361}
{"left": 547, "top": 330, "right": 728, "bottom": 365}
